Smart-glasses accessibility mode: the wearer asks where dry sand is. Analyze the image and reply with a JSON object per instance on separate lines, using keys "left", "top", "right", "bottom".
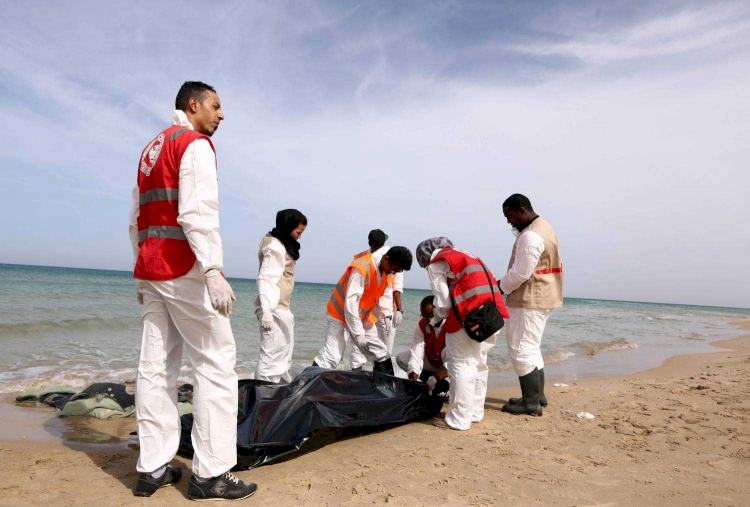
{"left": 2, "top": 320, "right": 750, "bottom": 506}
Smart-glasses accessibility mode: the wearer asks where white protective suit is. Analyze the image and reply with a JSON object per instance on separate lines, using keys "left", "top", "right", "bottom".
{"left": 498, "top": 230, "right": 549, "bottom": 377}
{"left": 254, "top": 236, "right": 295, "bottom": 383}
{"left": 428, "top": 248, "right": 496, "bottom": 431}
{"left": 350, "top": 247, "right": 403, "bottom": 369}
{"left": 128, "top": 110, "right": 237, "bottom": 479}
{"left": 394, "top": 319, "right": 443, "bottom": 376}
{"left": 314, "top": 247, "right": 390, "bottom": 368}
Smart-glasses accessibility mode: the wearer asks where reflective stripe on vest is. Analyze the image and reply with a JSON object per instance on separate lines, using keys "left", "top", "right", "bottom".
{"left": 536, "top": 264, "right": 563, "bottom": 275}
{"left": 327, "top": 253, "right": 386, "bottom": 324}
{"left": 138, "top": 225, "right": 187, "bottom": 243}
{"left": 428, "top": 247, "right": 509, "bottom": 333}
{"left": 453, "top": 284, "right": 495, "bottom": 305}
{"left": 455, "top": 264, "right": 485, "bottom": 281}
{"left": 170, "top": 128, "right": 189, "bottom": 141}
{"left": 139, "top": 188, "right": 179, "bottom": 205}
{"left": 134, "top": 125, "right": 215, "bottom": 281}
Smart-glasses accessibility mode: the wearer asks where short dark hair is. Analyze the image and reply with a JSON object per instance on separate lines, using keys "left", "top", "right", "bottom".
{"left": 384, "top": 246, "right": 413, "bottom": 271}
{"left": 368, "top": 229, "right": 388, "bottom": 248}
{"left": 503, "top": 193, "right": 533, "bottom": 211}
{"left": 175, "top": 81, "right": 216, "bottom": 111}
{"left": 420, "top": 295, "right": 435, "bottom": 308}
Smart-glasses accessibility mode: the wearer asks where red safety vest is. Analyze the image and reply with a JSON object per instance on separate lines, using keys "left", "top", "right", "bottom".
{"left": 134, "top": 125, "right": 215, "bottom": 280}
{"left": 428, "top": 247, "right": 510, "bottom": 333}
{"left": 419, "top": 319, "right": 447, "bottom": 370}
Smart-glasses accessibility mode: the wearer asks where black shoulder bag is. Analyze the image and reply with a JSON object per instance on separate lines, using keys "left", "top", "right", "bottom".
{"left": 449, "top": 261, "right": 505, "bottom": 342}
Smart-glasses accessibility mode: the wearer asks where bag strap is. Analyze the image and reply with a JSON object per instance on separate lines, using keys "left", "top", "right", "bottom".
{"left": 448, "top": 257, "right": 498, "bottom": 325}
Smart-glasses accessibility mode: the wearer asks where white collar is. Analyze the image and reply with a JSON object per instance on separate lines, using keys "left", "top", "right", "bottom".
{"left": 172, "top": 110, "right": 195, "bottom": 130}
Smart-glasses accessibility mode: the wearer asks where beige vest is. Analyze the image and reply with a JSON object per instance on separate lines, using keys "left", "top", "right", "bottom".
{"left": 505, "top": 217, "right": 563, "bottom": 309}
{"left": 254, "top": 234, "right": 295, "bottom": 310}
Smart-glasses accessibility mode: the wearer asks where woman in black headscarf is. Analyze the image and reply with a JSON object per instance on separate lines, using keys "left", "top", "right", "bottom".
{"left": 253, "top": 209, "right": 307, "bottom": 383}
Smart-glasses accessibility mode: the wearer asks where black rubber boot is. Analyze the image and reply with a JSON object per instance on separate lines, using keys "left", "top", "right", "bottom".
{"left": 501, "top": 368, "right": 543, "bottom": 416}
{"left": 372, "top": 358, "right": 395, "bottom": 376}
{"left": 508, "top": 368, "right": 547, "bottom": 407}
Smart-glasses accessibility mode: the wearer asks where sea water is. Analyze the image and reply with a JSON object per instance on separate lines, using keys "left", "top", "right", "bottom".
{"left": 1, "top": 263, "right": 748, "bottom": 393}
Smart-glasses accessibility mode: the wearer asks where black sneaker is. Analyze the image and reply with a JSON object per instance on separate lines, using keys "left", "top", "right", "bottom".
{"left": 188, "top": 471, "right": 258, "bottom": 501}
{"left": 134, "top": 465, "right": 182, "bottom": 497}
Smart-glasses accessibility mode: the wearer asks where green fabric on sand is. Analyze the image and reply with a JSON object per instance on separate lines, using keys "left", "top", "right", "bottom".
{"left": 16, "top": 385, "right": 80, "bottom": 402}
{"left": 58, "top": 397, "right": 193, "bottom": 420}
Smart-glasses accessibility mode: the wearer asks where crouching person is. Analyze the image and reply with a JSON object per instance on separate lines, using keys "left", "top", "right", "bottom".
{"left": 313, "top": 246, "right": 413, "bottom": 374}
{"left": 395, "top": 295, "right": 449, "bottom": 396}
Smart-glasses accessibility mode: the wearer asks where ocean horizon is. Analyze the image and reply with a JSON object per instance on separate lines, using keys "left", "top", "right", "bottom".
{"left": 1, "top": 263, "right": 749, "bottom": 393}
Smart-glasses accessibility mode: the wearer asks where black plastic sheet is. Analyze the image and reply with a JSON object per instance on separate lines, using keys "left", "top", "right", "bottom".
{"left": 179, "top": 366, "right": 443, "bottom": 469}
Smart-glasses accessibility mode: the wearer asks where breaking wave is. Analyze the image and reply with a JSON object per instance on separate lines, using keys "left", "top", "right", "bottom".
{"left": 573, "top": 339, "right": 639, "bottom": 356}
{"left": 0, "top": 316, "right": 138, "bottom": 337}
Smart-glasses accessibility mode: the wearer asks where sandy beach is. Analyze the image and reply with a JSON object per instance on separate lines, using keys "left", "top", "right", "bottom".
{"left": 2, "top": 320, "right": 749, "bottom": 507}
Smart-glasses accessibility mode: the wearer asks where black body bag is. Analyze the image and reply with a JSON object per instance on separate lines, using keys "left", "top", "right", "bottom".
{"left": 450, "top": 261, "right": 505, "bottom": 342}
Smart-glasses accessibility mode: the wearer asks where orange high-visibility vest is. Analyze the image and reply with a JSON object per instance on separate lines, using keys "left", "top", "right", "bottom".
{"left": 327, "top": 252, "right": 389, "bottom": 324}
{"left": 354, "top": 249, "right": 396, "bottom": 311}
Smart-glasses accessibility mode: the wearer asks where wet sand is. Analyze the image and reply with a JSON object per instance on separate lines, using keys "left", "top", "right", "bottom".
{"left": 2, "top": 320, "right": 749, "bottom": 506}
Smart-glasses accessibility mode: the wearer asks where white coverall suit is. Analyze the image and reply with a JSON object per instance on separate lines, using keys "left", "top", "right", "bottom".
{"left": 499, "top": 230, "right": 550, "bottom": 377}
{"left": 314, "top": 248, "right": 390, "bottom": 368}
{"left": 428, "top": 248, "right": 496, "bottom": 431}
{"left": 129, "top": 110, "right": 237, "bottom": 479}
{"left": 394, "top": 320, "right": 444, "bottom": 377}
{"left": 254, "top": 236, "right": 295, "bottom": 383}
{"left": 350, "top": 253, "right": 402, "bottom": 369}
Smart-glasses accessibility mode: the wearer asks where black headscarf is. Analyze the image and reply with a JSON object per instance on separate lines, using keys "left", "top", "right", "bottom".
{"left": 270, "top": 209, "right": 306, "bottom": 261}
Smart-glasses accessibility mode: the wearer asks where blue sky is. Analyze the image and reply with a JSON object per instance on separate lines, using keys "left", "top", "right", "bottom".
{"left": 1, "top": 1, "right": 749, "bottom": 307}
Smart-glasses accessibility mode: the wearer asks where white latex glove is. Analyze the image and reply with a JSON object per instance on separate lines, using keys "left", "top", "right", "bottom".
{"left": 392, "top": 310, "right": 403, "bottom": 328}
{"left": 426, "top": 375, "right": 437, "bottom": 395}
{"left": 136, "top": 280, "right": 146, "bottom": 305}
{"left": 352, "top": 334, "right": 370, "bottom": 353}
{"left": 260, "top": 310, "right": 274, "bottom": 332}
{"left": 384, "top": 317, "right": 393, "bottom": 337}
{"left": 205, "top": 269, "right": 236, "bottom": 316}
{"left": 429, "top": 315, "right": 442, "bottom": 327}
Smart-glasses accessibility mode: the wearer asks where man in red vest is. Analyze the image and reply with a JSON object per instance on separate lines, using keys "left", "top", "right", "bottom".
{"left": 128, "top": 81, "right": 256, "bottom": 501}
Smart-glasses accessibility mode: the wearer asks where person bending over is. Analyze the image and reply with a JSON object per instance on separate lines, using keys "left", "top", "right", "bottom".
{"left": 415, "top": 237, "right": 508, "bottom": 431}
{"left": 350, "top": 229, "right": 404, "bottom": 370}
{"left": 313, "top": 245, "right": 413, "bottom": 375}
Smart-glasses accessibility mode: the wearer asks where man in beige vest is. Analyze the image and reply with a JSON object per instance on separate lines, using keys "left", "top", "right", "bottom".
{"left": 498, "top": 194, "right": 563, "bottom": 416}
